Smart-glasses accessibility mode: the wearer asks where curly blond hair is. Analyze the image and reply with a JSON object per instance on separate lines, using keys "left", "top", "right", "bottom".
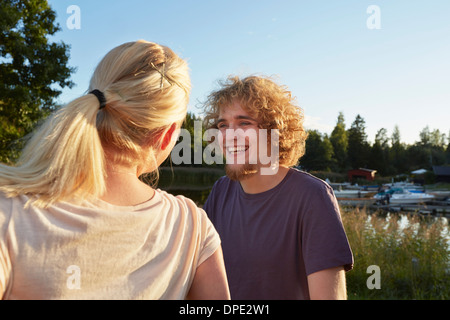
{"left": 203, "top": 75, "right": 307, "bottom": 167}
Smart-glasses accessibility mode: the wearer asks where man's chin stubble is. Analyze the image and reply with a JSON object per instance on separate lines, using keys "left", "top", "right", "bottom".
{"left": 225, "top": 163, "right": 258, "bottom": 181}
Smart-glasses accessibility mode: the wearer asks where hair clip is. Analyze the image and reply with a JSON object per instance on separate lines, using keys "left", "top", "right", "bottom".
{"left": 150, "top": 62, "right": 173, "bottom": 89}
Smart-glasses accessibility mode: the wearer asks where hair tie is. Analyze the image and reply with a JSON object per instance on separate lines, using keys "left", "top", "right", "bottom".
{"left": 89, "top": 89, "right": 107, "bottom": 109}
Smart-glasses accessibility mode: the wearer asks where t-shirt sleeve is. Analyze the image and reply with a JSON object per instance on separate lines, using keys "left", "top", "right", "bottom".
{"left": 196, "top": 207, "right": 221, "bottom": 266}
{"left": 0, "top": 194, "right": 12, "bottom": 298}
{"left": 202, "top": 180, "right": 217, "bottom": 221}
{"left": 301, "top": 185, "right": 353, "bottom": 276}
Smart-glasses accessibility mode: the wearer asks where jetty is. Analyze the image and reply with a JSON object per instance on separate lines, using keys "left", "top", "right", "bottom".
{"left": 337, "top": 197, "right": 450, "bottom": 217}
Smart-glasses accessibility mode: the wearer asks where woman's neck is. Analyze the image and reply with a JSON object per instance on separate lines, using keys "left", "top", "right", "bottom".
{"left": 100, "top": 165, "right": 155, "bottom": 206}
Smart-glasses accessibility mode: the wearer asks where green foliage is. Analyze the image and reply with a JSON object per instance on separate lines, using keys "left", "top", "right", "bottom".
{"left": 0, "top": 0, "right": 75, "bottom": 163}
{"left": 300, "top": 113, "right": 449, "bottom": 178}
{"left": 347, "top": 114, "right": 371, "bottom": 170}
{"left": 368, "top": 128, "right": 390, "bottom": 175}
{"left": 329, "top": 112, "right": 348, "bottom": 172}
{"left": 161, "top": 112, "right": 224, "bottom": 168}
{"left": 301, "top": 130, "right": 335, "bottom": 171}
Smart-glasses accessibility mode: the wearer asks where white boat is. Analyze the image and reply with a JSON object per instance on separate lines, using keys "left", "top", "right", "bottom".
{"left": 383, "top": 181, "right": 423, "bottom": 191}
{"left": 334, "top": 190, "right": 369, "bottom": 198}
{"left": 428, "top": 191, "right": 450, "bottom": 200}
{"left": 389, "top": 192, "right": 435, "bottom": 204}
{"left": 374, "top": 188, "right": 435, "bottom": 204}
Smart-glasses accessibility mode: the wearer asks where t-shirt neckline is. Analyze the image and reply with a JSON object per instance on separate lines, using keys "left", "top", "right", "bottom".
{"left": 237, "top": 168, "right": 294, "bottom": 200}
{"left": 86, "top": 189, "right": 163, "bottom": 212}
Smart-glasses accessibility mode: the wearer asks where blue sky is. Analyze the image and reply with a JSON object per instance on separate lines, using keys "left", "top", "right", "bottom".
{"left": 47, "top": 0, "right": 450, "bottom": 144}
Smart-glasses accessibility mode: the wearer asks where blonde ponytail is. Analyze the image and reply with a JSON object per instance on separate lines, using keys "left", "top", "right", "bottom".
{"left": 0, "top": 40, "right": 191, "bottom": 207}
{"left": 0, "top": 94, "right": 105, "bottom": 207}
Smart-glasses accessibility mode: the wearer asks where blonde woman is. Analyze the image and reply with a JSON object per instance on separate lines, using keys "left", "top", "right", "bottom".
{"left": 0, "top": 40, "right": 229, "bottom": 300}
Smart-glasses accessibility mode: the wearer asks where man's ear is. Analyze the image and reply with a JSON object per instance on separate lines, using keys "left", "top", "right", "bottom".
{"left": 160, "top": 122, "right": 178, "bottom": 151}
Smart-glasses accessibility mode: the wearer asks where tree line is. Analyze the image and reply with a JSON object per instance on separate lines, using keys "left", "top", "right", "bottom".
{"left": 299, "top": 112, "right": 450, "bottom": 177}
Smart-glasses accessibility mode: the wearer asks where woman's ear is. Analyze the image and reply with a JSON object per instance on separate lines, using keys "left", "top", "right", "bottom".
{"left": 160, "top": 122, "right": 178, "bottom": 151}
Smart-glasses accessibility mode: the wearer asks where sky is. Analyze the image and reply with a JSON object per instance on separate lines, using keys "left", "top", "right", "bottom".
{"left": 47, "top": 0, "right": 450, "bottom": 145}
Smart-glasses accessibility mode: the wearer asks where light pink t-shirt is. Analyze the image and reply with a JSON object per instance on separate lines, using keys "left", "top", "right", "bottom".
{"left": 0, "top": 190, "right": 220, "bottom": 300}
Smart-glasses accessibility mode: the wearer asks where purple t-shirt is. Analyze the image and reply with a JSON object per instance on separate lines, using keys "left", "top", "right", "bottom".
{"left": 203, "top": 168, "right": 353, "bottom": 300}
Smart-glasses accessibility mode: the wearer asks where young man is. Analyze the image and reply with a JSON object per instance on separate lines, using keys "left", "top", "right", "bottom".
{"left": 202, "top": 76, "right": 353, "bottom": 300}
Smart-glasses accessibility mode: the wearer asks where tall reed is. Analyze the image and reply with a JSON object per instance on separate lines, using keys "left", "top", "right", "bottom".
{"left": 342, "top": 207, "right": 449, "bottom": 300}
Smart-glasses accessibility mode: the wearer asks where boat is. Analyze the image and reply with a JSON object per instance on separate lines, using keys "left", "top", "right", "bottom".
{"left": 388, "top": 192, "right": 435, "bottom": 204}
{"left": 334, "top": 189, "right": 370, "bottom": 198}
{"left": 427, "top": 190, "right": 450, "bottom": 200}
{"left": 383, "top": 181, "right": 424, "bottom": 192}
{"left": 374, "top": 188, "right": 435, "bottom": 204}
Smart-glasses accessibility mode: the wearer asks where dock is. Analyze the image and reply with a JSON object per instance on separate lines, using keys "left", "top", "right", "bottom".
{"left": 337, "top": 198, "right": 450, "bottom": 217}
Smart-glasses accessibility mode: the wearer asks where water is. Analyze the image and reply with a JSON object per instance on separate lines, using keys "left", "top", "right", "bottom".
{"left": 156, "top": 166, "right": 224, "bottom": 206}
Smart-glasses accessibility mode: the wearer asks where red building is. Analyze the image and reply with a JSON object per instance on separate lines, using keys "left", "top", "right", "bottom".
{"left": 348, "top": 168, "right": 377, "bottom": 182}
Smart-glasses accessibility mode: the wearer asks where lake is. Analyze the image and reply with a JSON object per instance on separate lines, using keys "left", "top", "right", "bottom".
{"left": 155, "top": 166, "right": 225, "bottom": 206}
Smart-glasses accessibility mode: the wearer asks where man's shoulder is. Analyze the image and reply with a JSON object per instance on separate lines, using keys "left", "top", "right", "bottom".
{"left": 204, "top": 175, "right": 236, "bottom": 208}
{"left": 210, "top": 175, "right": 236, "bottom": 192}
{"left": 287, "top": 168, "right": 332, "bottom": 192}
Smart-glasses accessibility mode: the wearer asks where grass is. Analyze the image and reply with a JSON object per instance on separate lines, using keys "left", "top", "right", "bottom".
{"left": 342, "top": 207, "right": 449, "bottom": 300}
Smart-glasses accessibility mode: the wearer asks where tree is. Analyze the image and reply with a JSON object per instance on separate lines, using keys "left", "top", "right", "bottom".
{"left": 389, "top": 125, "right": 408, "bottom": 174}
{"left": 391, "top": 125, "right": 401, "bottom": 147}
{"left": 0, "top": 0, "right": 75, "bottom": 162}
{"left": 445, "top": 139, "right": 450, "bottom": 164}
{"left": 369, "top": 128, "right": 390, "bottom": 175}
{"left": 430, "top": 129, "right": 446, "bottom": 149}
{"left": 164, "top": 112, "right": 217, "bottom": 167}
{"left": 410, "top": 126, "right": 448, "bottom": 170}
{"left": 300, "top": 130, "right": 335, "bottom": 171}
{"left": 347, "top": 114, "right": 370, "bottom": 169}
{"left": 330, "top": 112, "right": 348, "bottom": 172}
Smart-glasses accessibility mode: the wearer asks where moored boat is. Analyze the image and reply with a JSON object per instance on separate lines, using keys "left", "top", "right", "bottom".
{"left": 374, "top": 188, "right": 435, "bottom": 204}
{"left": 334, "top": 189, "right": 370, "bottom": 198}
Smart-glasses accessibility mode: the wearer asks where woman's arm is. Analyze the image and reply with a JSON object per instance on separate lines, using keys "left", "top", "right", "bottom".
{"left": 187, "top": 246, "right": 230, "bottom": 300}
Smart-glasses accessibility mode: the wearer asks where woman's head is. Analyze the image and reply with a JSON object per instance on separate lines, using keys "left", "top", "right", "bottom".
{"left": 91, "top": 40, "right": 190, "bottom": 166}
{"left": 0, "top": 40, "right": 191, "bottom": 207}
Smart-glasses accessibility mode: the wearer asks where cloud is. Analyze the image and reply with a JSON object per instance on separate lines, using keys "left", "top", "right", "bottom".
{"left": 303, "top": 115, "right": 334, "bottom": 133}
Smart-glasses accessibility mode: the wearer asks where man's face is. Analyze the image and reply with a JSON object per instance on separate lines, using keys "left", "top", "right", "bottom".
{"left": 217, "top": 100, "right": 261, "bottom": 181}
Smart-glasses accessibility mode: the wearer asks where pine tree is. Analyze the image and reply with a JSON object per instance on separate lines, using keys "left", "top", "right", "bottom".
{"left": 347, "top": 114, "right": 370, "bottom": 169}
{"left": 330, "top": 112, "right": 348, "bottom": 172}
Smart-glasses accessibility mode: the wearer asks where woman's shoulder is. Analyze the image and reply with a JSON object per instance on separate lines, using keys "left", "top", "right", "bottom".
{"left": 157, "top": 189, "right": 206, "bottom": 218}
{"left": 0, "top": 192, "right": 14, "bottom": 237}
